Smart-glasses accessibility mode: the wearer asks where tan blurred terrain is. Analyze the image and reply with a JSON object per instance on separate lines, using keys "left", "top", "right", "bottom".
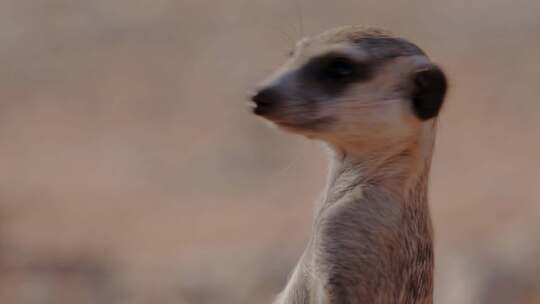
{"left": 0, "top": 1, "right": 539, "bottom": 303}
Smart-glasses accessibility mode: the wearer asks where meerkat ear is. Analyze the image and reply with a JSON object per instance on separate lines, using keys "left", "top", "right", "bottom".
{"left": 411, "top": 65, "right": 447, "bottom": 120}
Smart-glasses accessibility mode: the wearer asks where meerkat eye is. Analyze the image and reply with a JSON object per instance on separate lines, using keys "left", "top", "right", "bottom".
{"left": 322, "top": 57, "right": 356, "bottom": 81}
{"left": 300, "top": 54, "right": 373, "bottom": 95}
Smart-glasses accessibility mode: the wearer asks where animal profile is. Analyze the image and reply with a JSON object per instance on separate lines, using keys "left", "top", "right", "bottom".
{"left": 250, "top": 26, "right": 448, "bottom": 304}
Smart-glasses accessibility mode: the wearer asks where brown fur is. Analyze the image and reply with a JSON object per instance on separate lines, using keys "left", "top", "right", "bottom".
{"left": 252, "top": 26, "right": 445, "bottom": 304}
{"left": 275, "top": 124, "right": 436, "bottom": 304}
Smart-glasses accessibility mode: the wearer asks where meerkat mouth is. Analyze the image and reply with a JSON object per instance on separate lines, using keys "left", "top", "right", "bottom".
{"left": 249, "top": 99, "right": 277, "bottom": 116}
{"left": 251, "top": 103, "right": 271, "bottom": 116}
{"left": 247, "top": 100, "right": 274, "bottom": 117}
{"left": 248, "top": 97, "right": 334, "bottom": 131}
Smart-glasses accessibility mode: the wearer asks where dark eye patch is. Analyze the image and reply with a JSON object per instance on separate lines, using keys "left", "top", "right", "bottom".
{"left": 299, "top": 53, "right": 373, "bottom": 96}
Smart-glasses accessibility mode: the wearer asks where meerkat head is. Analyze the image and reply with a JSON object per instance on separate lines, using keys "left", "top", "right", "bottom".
{"left": 250, "top": 26, "right": 447, "bottom": 152}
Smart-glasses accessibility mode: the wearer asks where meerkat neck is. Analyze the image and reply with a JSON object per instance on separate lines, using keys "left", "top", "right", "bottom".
{"left": 323, "top": 141, "right": 431, "bottom": 207}
{"left": 326, "top": 121, "right": 437, "bottom": 198}
{"left": 313, "top": 127, "right": 436, "bottom": 303}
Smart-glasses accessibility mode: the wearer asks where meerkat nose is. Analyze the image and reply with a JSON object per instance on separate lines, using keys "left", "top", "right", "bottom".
{"left": 250, "top": 87, "right": 282, "bottom": 115}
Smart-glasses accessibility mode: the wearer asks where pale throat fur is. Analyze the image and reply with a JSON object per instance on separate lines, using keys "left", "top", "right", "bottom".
{"left": 250, "top": 26, "right": 447, "bottom": 304}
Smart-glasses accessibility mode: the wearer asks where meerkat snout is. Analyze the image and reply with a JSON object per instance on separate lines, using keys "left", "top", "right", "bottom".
{"left": 251, "top": 86, "right": 284, "bottom": 116}
{"left": 251, "top": 26, "right": 447, "bottom": 146}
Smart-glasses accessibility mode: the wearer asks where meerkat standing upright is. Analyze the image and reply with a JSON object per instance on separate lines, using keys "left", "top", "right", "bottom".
{"left": 250, "top": 26, "right": 448, "bottom": 304}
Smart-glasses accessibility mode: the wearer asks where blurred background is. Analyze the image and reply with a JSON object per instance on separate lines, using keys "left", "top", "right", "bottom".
{"left": 0, "top": 0, "right": 539, "bottom": 303}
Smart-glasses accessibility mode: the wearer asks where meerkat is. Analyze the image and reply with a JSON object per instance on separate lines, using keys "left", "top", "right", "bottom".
{"left": 250, "top": 26, "right": 447, "bottom": 304}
